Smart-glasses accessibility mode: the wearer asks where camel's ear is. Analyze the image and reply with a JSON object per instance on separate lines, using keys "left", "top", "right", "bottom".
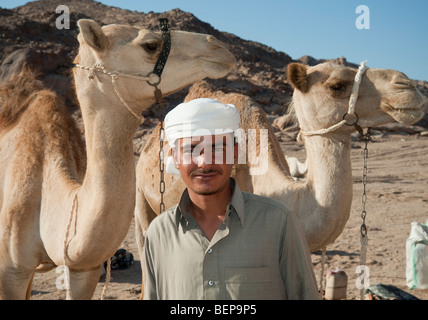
{"left": 287, "top": 63, "right": 308, "bottom": 93}
{"left": 78, "top": 19, "right": 108, "bottom": 52}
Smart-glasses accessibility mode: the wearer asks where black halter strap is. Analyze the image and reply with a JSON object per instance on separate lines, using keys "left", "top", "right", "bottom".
{"left": 154, "top": 18, "right": 171, "bottom": 77}
{"left": 146, "top": 18, "right": 171, "bottom": 104}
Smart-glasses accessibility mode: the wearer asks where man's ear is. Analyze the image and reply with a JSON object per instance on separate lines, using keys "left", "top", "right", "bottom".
{"left": 171, "top": 148, "right": 180, "bottom": 168}
{"left": 77, "top": 19, "right": 109, "bottom": 52}
{"left": 287, "top": 63, "right": 308, "bottom": 93}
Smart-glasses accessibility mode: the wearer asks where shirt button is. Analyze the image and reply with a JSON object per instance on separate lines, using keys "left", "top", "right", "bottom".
{"left": 207, "top": 248, "right": 213, "bottom": 254}
{"left": 208, "top": 280, "right": 214, "bottom": 286}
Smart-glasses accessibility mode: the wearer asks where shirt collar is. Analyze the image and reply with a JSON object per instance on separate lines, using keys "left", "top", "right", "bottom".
{"left": 228, "top": 178, "right": 245, "bottom": 226}
{"left": 175, "top": 178, "right": 245, "bottom": 228}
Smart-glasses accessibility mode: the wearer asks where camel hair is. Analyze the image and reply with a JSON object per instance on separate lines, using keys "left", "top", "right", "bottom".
{"left": 0, "top": 19, "right": 235, "bottom": 300}
{"left": 135, "top": 62, "right": 425, "bottom": 262}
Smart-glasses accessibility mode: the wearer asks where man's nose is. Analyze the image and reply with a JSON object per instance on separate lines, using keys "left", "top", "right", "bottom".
{"left": 195, "top": 151, "right": 213, "bottom": 166}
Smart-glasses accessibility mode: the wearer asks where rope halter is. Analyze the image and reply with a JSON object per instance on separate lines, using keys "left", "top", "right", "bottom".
{"left": 73, "top": 18, "right": 171, "bottom": 122}
{"left": 73, "top": 63, "right": 150, "bottom": 121}
{"left": 298, "top": 61, "right": 369, "bottom": 142}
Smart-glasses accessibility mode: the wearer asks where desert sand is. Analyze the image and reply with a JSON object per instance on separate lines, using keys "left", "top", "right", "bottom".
{"left": 29, "top": 123, "right": 428, "bottom": 300}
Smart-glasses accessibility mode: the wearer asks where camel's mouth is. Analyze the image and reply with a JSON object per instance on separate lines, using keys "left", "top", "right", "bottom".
{"left": 200, "top": 56, "right": 236, "bottom": 78}
{"left": 202, "top": 35, "right": 236, "bottom": 76}
{"left": 381, "top": 102, "right": 425, "bottom": 125}
{"left": 202, "top": 59, "right": 235, "bottom": 69}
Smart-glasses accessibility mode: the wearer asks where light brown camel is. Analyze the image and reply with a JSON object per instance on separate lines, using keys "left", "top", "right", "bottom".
{"left": 0, "top": 19, "right": 235, "bottom": 300}
{"left": 135, "top": 62, "right": 425, "bottom": 270}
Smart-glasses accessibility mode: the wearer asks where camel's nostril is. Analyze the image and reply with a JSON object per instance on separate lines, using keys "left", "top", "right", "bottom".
{"left": 392, "top": 79, "right": 414, "bottom": 90}
{"left": 391, "top": 72, "right": 414, "bottom": 89}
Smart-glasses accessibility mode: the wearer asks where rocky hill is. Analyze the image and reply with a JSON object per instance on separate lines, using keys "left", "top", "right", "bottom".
{"left": 1, "top": 0, "right": 427, "bottom": 128}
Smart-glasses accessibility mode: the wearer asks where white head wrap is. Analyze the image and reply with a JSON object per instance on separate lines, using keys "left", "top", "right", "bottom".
{"left": 164, "top": 98, "right": 240, "bottom": 175}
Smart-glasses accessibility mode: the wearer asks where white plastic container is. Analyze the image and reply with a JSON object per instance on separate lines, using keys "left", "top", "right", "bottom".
{"left": 325, "top": 269, "right": 348, "bottom": 300}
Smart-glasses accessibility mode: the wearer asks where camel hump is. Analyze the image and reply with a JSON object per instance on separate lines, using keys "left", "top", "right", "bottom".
{"left": 0, "top": 66, "right": 44, "bottom": 129}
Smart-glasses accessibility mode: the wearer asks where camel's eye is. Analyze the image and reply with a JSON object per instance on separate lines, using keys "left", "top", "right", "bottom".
{"left": 142, "top": 42, "right": 159, "bottom": 53}
{"left": 330, "top": 82, "right": 347, "bottom": 91}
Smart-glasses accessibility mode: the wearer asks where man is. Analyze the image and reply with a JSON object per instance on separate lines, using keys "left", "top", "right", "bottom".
{"left": 143, "top": 98, "right": 319, "bottom": 300}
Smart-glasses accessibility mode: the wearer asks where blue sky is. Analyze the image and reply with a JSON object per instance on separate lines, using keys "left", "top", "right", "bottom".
{"left": 3, "top": 0, "right": 428, "bottom": 81}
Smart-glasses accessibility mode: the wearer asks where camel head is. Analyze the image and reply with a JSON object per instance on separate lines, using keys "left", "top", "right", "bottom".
{"left": 73, "top": 19, "right": 236, "bottom": 110}
{"left": 287, "top": 62, "right": 425, "bottom": 134}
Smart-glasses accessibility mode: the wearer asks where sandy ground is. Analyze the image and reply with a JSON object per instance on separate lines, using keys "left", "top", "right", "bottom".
{"left": 30, "top": 128, "right": 428, "bottom": 300}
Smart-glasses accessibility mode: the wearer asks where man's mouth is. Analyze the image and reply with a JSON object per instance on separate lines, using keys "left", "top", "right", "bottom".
{"left": 191, "top": 169, "right": 220, "bottom": 179}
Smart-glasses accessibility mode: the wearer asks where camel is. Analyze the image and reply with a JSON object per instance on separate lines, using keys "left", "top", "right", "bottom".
{"left": 0, "top": 19, "right": 235, "bottom": 300}
{"left": 135, "top": 62, "right": 425, "bottom": 268}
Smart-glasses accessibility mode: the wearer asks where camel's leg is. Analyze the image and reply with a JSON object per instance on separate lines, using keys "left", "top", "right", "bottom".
{"left": 0, "top": 196, "right": 42, "bottom": 299}
{"left": 0, "top": 264, "right": 35, "bottom": 300}
{"left": 68, "top": 267, "right": 101, "bottom": 300}
{"left": 134, "top": 192, "right": 158, "bottom": 300}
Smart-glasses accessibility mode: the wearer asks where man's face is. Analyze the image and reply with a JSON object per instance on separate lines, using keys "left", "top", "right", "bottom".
{"left": 172, "top": 133, "right": 238, "bottom": 196}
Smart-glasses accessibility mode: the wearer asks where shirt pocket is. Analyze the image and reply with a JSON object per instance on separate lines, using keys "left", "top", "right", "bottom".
{"left": 224, "top": 267, "right": 272, "bottom": 300}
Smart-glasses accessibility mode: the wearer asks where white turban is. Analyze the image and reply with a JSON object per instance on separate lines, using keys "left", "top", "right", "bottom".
{"left": 164, "top": 98, "right": 240, "bottom": 175}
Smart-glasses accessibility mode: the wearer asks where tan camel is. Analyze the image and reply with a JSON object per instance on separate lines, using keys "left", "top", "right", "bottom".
{"left": 135, "top": 62, "right": 425, "bottom": 266}
{"left": 0, "top": 19, "right": 235, "bottom": 300}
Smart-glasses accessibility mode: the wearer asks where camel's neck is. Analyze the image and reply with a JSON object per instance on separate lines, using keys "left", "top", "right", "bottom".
{"left": 304, "top": 133, "right": 353, "bottom": 208}
{"left": 253, "top": 133, "right": 353, "bottom": 251}
{"left": 46, "top": 76, "right": 147, "bottom": 267}
{"left": 298, "top": 133, "right": 354, "bottom": 250}
{"left": 82, "top": 99, "right": 139, "bottom": 200}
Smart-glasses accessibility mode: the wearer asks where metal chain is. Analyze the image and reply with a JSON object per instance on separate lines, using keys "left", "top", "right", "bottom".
{"left": 150, "top": 83, "right": 167, "bottom": 214}
{"left": 358, "top": 128, "right": 371, "bottom": 299}
{"left": 360, "top": 130, "right": 370, "bottom": 242}
{"left": 159, "top": 104, "right": 166, "bottom": 214}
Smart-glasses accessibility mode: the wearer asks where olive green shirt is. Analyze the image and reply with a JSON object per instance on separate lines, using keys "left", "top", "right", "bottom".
{"left": 143, "top": 179, "right": 319, "bottom": 300}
